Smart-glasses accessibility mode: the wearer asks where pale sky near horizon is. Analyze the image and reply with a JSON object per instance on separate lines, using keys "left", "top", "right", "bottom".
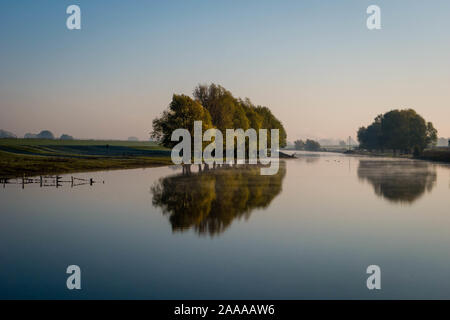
{"left": 1, "top": 0, "right": 450, "bottom": 141}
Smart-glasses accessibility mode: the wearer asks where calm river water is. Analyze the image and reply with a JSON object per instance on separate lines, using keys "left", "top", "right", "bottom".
{"left": 1, "top": 152, "right": 450, "bottom": 299}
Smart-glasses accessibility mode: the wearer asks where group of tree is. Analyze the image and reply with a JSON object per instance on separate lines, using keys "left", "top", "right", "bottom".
{"left": 357, "top": 109, "right": 437, "bottom": 155}
{"left": 24, "top": 130, "right": 55, "bottom": 139}
{"left": 0, "top": 129, "right": 72, "bottom": 140}
{"left": 60, "top": 134, "right": 74, "bottom": 140}
{"left": 294, "top": 139, "right": 322, "bottom": 151}
{"left": 0, "top": 129, "right": 17, "bottom": 139}
{"left": 151, "top": 84, "right": 287, "bottom": 152}
{"left": 22, "top": 130, "right": 74, "bottom": 140}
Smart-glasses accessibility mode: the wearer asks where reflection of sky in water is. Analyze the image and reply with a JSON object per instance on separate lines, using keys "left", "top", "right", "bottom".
{"left": 1, "top": 155, "right": 450, "bottom": 299}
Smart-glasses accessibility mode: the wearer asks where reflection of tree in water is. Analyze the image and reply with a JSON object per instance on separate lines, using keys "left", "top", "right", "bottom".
{"left": 151, "top": 163, "right": 286, "bottom": 236}
{"left": 357, "top": 160, "right": 437, "bottom": 204}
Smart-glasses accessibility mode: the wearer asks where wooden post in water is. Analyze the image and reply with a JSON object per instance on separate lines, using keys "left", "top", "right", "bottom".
{"left": 40, "top": 176, "right": 43, "bottom": 187}
{"left": 90, "top": 178, "right": 93, "bottom": 186}
{"left": 22, "top": 175, "right": 25, "bottom": 189}
{"left": 71, "top": 176, "right": 74, "bottom": 188}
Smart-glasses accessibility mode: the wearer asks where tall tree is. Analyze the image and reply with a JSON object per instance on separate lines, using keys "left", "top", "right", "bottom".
{"left": 294, "top": 139, "right": 305, "bottom": 150}
{"left": 357, "top": 109, "right": 437, "bottom": 154}
{"left": 357, "top": 114, "right": 382, "bottom": 151}
{"left": 151, "top": 94, "right": 213, "bottom": 148}
{"left": 304, "top": 139, "right": 321, "bottom": 151}
{"left": 254, "top": 106, "right": 287, "bottom": 147}
{"left": 193, "top": 84, "right": 249, "bottom": 132}
{"left": 194, "top": 83, "right": 287, "bottom": 148}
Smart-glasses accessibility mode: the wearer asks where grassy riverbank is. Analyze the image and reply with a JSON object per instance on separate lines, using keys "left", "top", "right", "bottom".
{"left": 420, "top": 148, "right": 450, "bottom": 162}
{"left": 0, "top": 139, "right": 297, "bottom": 177}
{"left": 0, "top": 139, "right": 172, "bottom": 178}
{"left": 343, "top": 149, "right": 413, "bottom": 158}
{"left": 343, "top": 147, "right": 450, "bottom": 163}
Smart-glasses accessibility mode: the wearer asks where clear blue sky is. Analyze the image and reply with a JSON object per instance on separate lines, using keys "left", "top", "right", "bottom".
{"left": 1, "top": 0, "right": 450, "bottom": 140}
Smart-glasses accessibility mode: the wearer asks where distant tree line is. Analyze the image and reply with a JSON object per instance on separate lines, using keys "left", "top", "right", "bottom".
{"left": 60, "top": 134, "right": 74, "bottom": 140}
{"left": 0, "top": 129, "right": 17, "bottom": 139}
{"left": 294, "top": 139, "right": 321, "bottom": 151}
{"left": 24, "top": 130, "right": 55, "bottom": 139}
{"left": 152, "top": 84, "right": 287, "bottom": 150}
{"left": 24, "top": 131, "right": 74, "bottom": 140}
{"left": 357, "top": 109, "right": 437, "bottom": 155}
{"left": 0, "top": 129, "right": 75, "bottom": 140}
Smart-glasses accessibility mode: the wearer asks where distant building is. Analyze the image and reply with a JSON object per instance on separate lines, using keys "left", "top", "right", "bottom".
{"left": 128, "top": 136, "right": 139, "bottom": 141}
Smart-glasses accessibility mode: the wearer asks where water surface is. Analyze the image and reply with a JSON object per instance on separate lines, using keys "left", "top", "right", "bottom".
{"left": 1, "top": 153, "right": 450, "bottom": 299}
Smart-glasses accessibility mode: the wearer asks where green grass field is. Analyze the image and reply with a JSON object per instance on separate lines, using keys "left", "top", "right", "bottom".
{"left": 0, "top": 138, "right": 172, "bottom": 178}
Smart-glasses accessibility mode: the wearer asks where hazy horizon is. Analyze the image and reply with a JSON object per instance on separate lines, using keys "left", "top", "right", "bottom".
{"left": 2, "top": 0, "right": 450, "bottom": 141}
